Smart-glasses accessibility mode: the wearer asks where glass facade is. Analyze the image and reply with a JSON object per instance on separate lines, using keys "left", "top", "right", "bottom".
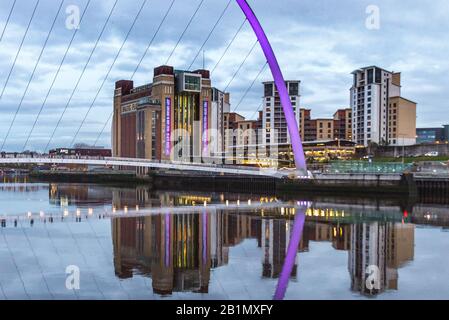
{"left": 184, "top": 75, "right": 201, "bottom": 91}
{"left": 174, "top": 92, "right": 200, "bottom": 159}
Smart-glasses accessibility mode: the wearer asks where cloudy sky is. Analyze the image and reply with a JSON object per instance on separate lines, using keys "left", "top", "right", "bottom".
{"left": 0, "top": 0, "right": 447, "bottom": 152}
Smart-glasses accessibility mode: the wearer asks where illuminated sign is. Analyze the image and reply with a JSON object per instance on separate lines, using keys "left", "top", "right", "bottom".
{"left": 202, "top": 100, "right": 209, "bottom": 154}
{"left": 165, "top": 97, "right": 171, "bottom": 157}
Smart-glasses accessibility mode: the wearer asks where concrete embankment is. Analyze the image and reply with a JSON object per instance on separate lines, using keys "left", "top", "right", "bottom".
{"left": 278, "top": 173, "right": 417, "bottom": 197}
{"left": 29, "top": 170, "right": 419, "bottom": 198}
{"left": 152, "top": 172, "right": 418, "bottom": 197}
{"left": 29, "top": 171, "right": 151, "bottom": 185}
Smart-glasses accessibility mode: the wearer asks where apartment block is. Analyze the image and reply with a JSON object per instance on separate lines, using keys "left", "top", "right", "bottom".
{"left": 298, "top": 108, "right": 352, "bottom": 142}
{"left": 262, "top": 81, "right": 301, "bottom": 145}
{"left": 350, "top": 66, "right": 416, "bottom": 146}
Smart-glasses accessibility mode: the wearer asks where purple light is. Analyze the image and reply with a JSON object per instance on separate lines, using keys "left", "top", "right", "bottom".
{"left": 202, "top": 100, "right": 209, "bottom": 155}
{"left": 273, "top": 211, "right": 306, "bottom": 300}
{"left": 236, "top": 0, "right": 307, "bottom": 173}
{"left": 165, "top": 97, "right": 171, "bottom": 157}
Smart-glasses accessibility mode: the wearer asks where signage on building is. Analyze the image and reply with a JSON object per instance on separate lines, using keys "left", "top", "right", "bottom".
{"left": 202, "top": 100, "right": 209, "bottom": 154}
{"left": 165, "top": 97, "right": 171, "bottom": 157}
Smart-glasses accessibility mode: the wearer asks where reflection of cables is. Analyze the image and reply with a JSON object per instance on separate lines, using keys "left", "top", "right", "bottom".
{"left": 0, "top": 0, "right": 17, "bottom": 42}
{"left": 22, "top": 0, "right": 92, "bottom": 152}
{"left": 223, "top": 39, "right": 258, "bottom": 92}
{"left": 1, "top": 228, "right": 30, "bottom": 299}
{"left": 187, "top": 0, "right": 232, "bottom": 70}
{"left": 95, "top": 0, "right": 177, "bottom": 146}
{"left": 69, "top": 0, "right": 148, "bottom": 147}
{"left": 0, "top": 0, "right": 40, "bottom": 100}
{"left": 18, "top": 219, "right": 54, "bottom": 299}
{"left": 1, "top": 0, "right": 65, "bottom": 152}
{"left": 233, "top": 61, "right": 267, "bottom": 113}
{"left": 63, "top": 220, "right": 106, "bottom": 299}
{"left": 165, "top": 0, "right": 205, "bottom": 65}
{"left": 43, "top": 0, "right": 119, "bottom": 153}
{"left": 211, "top": 17, "right": 246, "bottom": 75}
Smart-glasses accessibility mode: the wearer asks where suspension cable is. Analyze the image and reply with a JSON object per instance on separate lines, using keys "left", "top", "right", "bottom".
{"left": 211, "top": 17, "right": 246, "bottom": 75}
{"left": 0, "top": 0, "right": 40, "bottom": 100}
{"left": 22, "top": 0, "right": 92, "bottom": 152}
{"left": 131, "top": 0, "right": 176, "bottom": 79}
{"left": 0, "top": 0, "right": 17, "bottom": 42}
{"left": 187, "top": 0, "right": 232, "bottom": 71}
{"left": 165, "top": 0, "right": 205, "bottom": 65}
{"left": 223, "top": 39, "right": 258, "bottom": 93}
{"left": 69, "top": 0, "right": 148, "bottom": 147}
{"left": 233, "top": 61, "right": 267, "bottom": 113}
{"left": 43, "top": 0, "right": 120, "bottom": 153}
{"left": 1, "top": 0, "right": 65, "bottom": 152}
{"left": 94, "top": 0, "right": 177, "bottom": 146}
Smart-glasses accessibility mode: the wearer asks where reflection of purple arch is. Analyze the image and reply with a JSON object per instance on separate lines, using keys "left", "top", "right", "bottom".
{"left": 273, "top": 210, "right": 306, "bottom": 300}
{"left": 236, "top": 0, "right": 307, "bottom": 173}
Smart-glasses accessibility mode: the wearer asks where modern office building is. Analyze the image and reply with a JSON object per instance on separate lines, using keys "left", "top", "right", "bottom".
{"left": 262, "top": 80, "right": 301, "bottom": 145}
{"left": 112, "top": 65, "right": 213, "bottom": 163}
{"left": 416, "top": 125, "right": 449, "bottom": 144}
{"left": 350, "top": 66, "right": 417, "bottom": 146}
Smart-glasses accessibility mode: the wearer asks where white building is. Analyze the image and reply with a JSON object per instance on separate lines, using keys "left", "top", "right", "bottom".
{"left": 350, "top": 66, "right": 403, "bottom": 146}
{"left": 262, "top": 81, "right": 301, "bottom": 146}
{"left": 211, "top": 88, "right": 230, "bottom": 157}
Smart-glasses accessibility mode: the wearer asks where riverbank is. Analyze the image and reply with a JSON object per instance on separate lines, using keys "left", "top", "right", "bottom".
{"left": 29, "top": 170, "right": 151, "bottom": 185}
{"left": 27, "top": 170, "right": 421, "bottom": 199}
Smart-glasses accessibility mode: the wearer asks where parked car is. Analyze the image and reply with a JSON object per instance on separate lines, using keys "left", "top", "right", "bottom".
{"left": 425, "top": 151, "right": 439, "bottom": 157}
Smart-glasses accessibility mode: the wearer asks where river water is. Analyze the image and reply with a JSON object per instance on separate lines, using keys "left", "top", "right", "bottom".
{"left": 0, "top": 175, "right": 448, "bottom": 300}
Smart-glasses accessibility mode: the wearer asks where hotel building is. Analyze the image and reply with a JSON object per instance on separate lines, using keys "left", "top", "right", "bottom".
{"left": 112, "top": 65, "right": 213, "bottom": 162}
{"left": 350, "top": 66, "right": 416, "bottom": 146}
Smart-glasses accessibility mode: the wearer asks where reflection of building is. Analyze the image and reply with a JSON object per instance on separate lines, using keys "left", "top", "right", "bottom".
{"left": 262, "top": 219, "right": 297, "bottom": 278}
{"left": 348, "top": 222, "right": 414, "bottom": 296}
{"left": 49, "top": 184, "right": 113, "bottom": 207}
{"left": 111, "top": 211, "right": 260, "bottom": 295}
{"left": 109, "top": 189, "right": 417, "bottom": 297}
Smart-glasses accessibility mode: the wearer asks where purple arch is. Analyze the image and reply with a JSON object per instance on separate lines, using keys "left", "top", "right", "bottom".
{"left": 236, "top": 0, "right": 307, "bottom": 173}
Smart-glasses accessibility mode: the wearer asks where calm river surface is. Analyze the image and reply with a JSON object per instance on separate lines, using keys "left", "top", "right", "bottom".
{"left": 0, "top": 175, "right": 448, "bottom": 300}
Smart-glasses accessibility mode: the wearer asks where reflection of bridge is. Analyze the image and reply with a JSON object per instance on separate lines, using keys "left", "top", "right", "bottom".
{"left": 0, "top": 156, "right": 291, "bottom": 178}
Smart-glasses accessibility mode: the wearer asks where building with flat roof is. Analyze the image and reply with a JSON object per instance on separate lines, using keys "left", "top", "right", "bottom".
{"left": 416, "top": 125, "right": 449, "bottom": 144}
{"left": 299, "top": 108, "right": 352, "bottom": 142}
{"left": 350, "top": 66, "right": 416, "bottom": 147}
{"left": 112, "top": 65, "right": 213, "bottom": 163}
{"left": 262, "top": 80, "right": 301, "bottom": 146}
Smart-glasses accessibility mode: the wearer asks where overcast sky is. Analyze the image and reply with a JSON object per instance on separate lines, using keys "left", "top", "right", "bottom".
{"left": 0, "top": 0, "right": 447, "bottom": 151}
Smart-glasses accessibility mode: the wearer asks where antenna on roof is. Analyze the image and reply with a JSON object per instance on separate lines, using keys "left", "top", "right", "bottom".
{"left": 203, "top": 50, "right": 205, "bottom": 69}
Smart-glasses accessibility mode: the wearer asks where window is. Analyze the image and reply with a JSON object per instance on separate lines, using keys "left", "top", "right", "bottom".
{"left": 289, "top": 82, "right": 299, "bottom": 96}
{"left": 264, "top": 83, "right": 273, "bottom": 97}
{"left": 184, "top": 75, "right": 201, "bottom": 91}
